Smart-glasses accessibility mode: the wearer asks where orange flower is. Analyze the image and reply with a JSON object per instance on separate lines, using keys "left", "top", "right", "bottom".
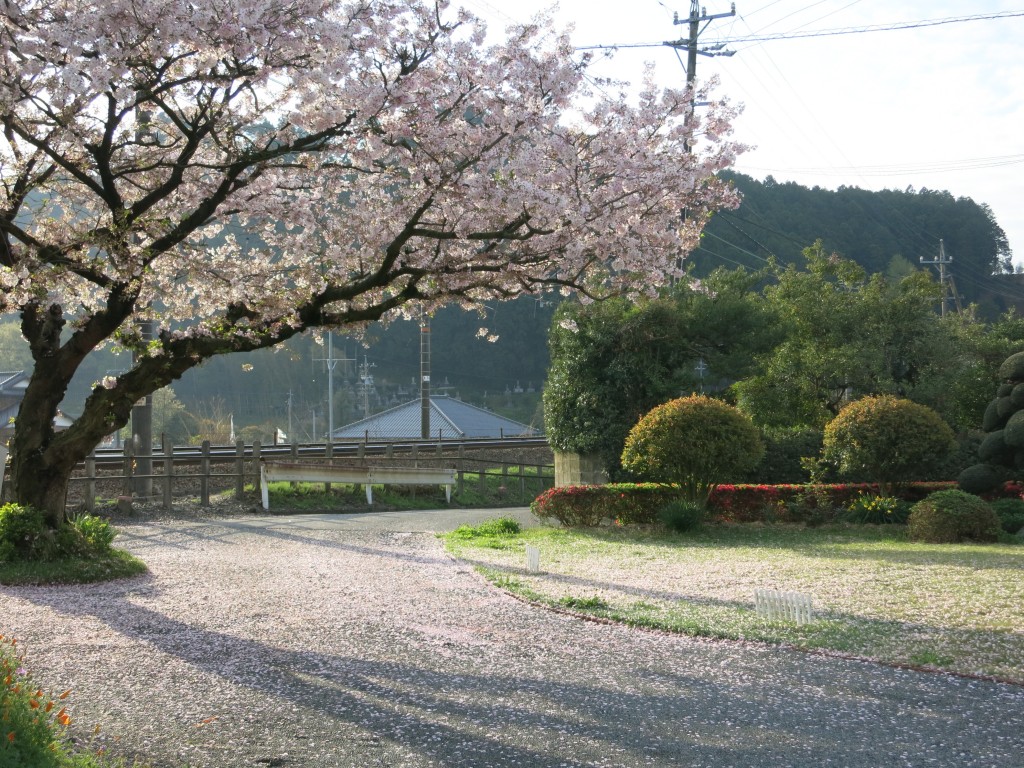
{"left": 6, "top": 732, "right": 14, "bottom": 743}
{"left": 29, "top": 698, "right": 40, "bottom": 709}
{"left": 44, "top": 701, "right": 54, "bottom": 712}
{"left": 58, "top": 689, "right": 71, "bottom": 699}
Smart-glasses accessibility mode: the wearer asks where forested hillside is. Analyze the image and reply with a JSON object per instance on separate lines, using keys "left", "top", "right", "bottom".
{"left": 2, "top": 176, "right": 1019, "bottom": 440}
{"left": 697, "top": 173, "right": 1020, "bottom": 318}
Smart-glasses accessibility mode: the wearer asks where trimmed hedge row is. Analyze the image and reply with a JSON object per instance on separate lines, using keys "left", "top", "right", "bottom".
{"left": 531, "top": 482, "right": 969, "bottom": 527}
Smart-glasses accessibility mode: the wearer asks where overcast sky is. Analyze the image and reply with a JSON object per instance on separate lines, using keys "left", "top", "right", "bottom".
{"left": 458, "top": 0, "right": 1024, "bottom": 276}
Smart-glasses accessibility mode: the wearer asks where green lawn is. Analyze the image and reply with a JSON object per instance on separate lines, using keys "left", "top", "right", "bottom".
{"left": 443, "top": 522, "right": 1024, "bottom": 682}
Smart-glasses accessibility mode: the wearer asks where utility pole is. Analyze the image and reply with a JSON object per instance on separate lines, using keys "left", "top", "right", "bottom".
{"left": 666, "top": 2, "right": 737, "bottom": 91}
{"left": 132, "top": 109, "right": 154, "bottom": 495}
{"left": 314, "top": 332, "right": 355, "bottom": 441}
{"left": 921, "top": 239, "right": 960, "bottom": 317}
{"left": 665, "top": 2, "right": 736, "bottom": 279}
{"left": 358, "top": 356, "right": 376, "bottom": 420}
{"left": 420, "top": 311, "right": 431, "bottom": 439}
{"left": 285, "top": 390, "right": 293, "bottom": 440}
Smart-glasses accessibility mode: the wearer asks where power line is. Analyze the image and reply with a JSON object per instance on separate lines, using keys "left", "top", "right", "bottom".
{"left": 575, "top": 11, "right": 1024, "bottom": 50}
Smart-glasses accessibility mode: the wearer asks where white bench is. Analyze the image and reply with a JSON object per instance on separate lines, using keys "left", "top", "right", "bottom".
{"left": 259, "top": 461, "right": 456, "bottom": 510}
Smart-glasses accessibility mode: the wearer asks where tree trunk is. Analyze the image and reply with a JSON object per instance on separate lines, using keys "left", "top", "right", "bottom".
{"left": 8, "top": 456, "right": 75, "bottom": 529}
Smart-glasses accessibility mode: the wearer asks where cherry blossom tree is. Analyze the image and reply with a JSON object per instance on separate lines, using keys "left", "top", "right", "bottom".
{"left": 0, "top": 0, "right": 743, "bottom": 525}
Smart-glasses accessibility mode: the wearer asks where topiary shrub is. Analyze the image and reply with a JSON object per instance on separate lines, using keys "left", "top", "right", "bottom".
{"left": 957, "top": 463, "right": 1005, "bottom": 495}
{"left": 621, "top": 395, "right": 764, "bottom": 505}
{"left": 907, "top": 490, "right": 1001, "bottom": 543}
{"left": 822, "top": 396, "right": 955, "bottom": 496}
{"left": 989, "top": 498, "right": 1024, "bottom": 534}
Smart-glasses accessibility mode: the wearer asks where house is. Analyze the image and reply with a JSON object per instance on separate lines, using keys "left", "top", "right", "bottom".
{"left": 0, "top": 371, "right": 74, "bottom": 442}
{"left": 330, "top": 395, "right": 539, "bottom": 440}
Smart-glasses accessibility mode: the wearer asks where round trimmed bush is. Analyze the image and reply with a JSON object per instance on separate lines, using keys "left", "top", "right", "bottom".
{"left": 823, "top": 396, "right": 955, "bottom": 494}
{"left": 978, "top": 430, "right": 1012, "bottom": 463}
{"left": 621, "top": 395, "right": 764, "bottom": 504}
{"left": 907, "top": 490, "right": 1001, "bottom": 543}
{"left": 997, "top": 351, "right": 1024, "bottom": 381}
{"left": 957, "top": 462, "right": 1003, "bottom": 494}
{"left": 1005, "top": 411, "right": 1024, "bottom": 447}
{"left": 982, "top": 399, "right": 1005, "bottom": 432}
{"left": 997, "top": 396, "right": 1016, "bottom": 419}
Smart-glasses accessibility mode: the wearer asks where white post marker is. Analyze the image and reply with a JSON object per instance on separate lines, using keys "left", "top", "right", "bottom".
{"left": 525, "top": 544, "right": 540, "bottom": 573}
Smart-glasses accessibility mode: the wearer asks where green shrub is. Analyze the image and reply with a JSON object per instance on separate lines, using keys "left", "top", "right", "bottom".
{"left": 0, "top": 636, "right": 75, "bottom": 767}
{"left": 658, "top": 499, "right": 705, "bottom": 533}
{"left": 989, "top": 498, "right": 1024, "bottom": 534}
{"left": 957, "top": 462, "right": 1003, "bottom": 495}
{"left": 907, "top": 490, "right": 1001, "bottom": 543}
{"left": 68, "top": 514, "right": 116, "bottom": 551}
{"left": 823, "top": 396, "right": 955, "bottom": 495}
{"left": 0, "top": 504, "right": 54, "bottom": 562}
{"left": 844, "top": 494, "right": 909, "bottom": 525}
{"left": 621, "top": 395, "right": 764, "bottom": 505}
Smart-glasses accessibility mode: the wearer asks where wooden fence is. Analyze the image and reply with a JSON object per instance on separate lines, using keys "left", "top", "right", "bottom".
{"left": 1, "top": 438, "right": 554, "bottom": 511}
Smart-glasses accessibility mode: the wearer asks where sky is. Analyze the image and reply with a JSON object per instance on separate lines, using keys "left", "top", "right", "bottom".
{"left": 457, "top": 0, "right": 1024, "bottom": 272}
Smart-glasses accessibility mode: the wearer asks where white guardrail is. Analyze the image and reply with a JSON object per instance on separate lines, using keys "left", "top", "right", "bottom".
{"left": 259, "top": 461, "right": 457, "bottom": 510}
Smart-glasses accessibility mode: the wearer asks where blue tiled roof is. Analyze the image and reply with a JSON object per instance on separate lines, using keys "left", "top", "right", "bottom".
{"left": 331, "top": 395, "right": 539, "bottom": 440}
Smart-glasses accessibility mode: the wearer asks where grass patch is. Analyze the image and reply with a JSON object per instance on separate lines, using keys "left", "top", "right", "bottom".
{"left": 0, "top": 548, "right": 147, "bottom": 586}
{"left": 259, "top": 465, "right": 552, "bottom": 512}
{"left": 443, "top": 522, "right": 1024, "bottom": 681}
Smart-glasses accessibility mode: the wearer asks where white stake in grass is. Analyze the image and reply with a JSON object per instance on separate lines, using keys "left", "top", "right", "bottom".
{"left": 525, "top": 544, "right": 541, "bottom": 573}
{"left": 755, "top": 589, "right": 814, "bottom": 625}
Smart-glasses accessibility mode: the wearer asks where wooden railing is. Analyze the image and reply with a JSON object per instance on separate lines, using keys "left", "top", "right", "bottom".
{"left": 1, "top": 437, "right": 554, "bottom": 511}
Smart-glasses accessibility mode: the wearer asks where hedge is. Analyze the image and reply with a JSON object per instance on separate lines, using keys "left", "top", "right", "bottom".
{"left": 531, "top": 481, "right": 965, "bottom": 527}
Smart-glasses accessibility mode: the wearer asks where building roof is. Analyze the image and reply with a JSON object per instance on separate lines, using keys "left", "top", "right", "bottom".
{"left": 0, "top": 371, "right": 29, "bottom": 396}
{"left": 330, "top": 395, "right": 540, "bottom": 440}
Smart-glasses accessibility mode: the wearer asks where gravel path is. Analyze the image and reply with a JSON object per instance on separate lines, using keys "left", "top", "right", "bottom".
{"left": 3, "top": 509, "right": 1023, "bottom": 768}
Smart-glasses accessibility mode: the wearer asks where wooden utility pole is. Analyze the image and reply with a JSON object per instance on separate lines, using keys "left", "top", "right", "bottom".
{"left": 666, "top": 1, "right": 737, "bottom": 91}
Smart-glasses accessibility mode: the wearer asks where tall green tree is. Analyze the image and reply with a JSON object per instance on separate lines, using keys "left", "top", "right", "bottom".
{"left": 733, "top": 242, "right": 949, "bottom": 429}
{"left": 544, "top": 268, "right": 776, "bottom": 476}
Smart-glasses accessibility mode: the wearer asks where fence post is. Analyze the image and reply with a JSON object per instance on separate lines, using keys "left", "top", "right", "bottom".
{"left": 290, "top": 441, "right": 299, "bottom": 490}
{"left": 252, "top": 440, "right": 261, "bottom": 498}
{"left": 122, "top": 440, "right": 134, "bottom": 497}
{"left": 325, "top": 438, "right": 333, "bottom": 493}
{"left": 200, "top": 440, "right": 211, "bottom": 507}
{"left": 457, "top": 444, "right": 465, "bottom": 495}
{"left": 519, "top": 463, "right": 526, "bottom": 500}
{"left": 162, "top": 435, "right": 173, "bottom": 511}
{"left": 235, "top": 439, "right": 245, "bottom": 500}
{"left": 386, "top": 442, "right": 394, "bottom": 459}
{"left": 85, "top": 451, "right": 96, "bottom": 512}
